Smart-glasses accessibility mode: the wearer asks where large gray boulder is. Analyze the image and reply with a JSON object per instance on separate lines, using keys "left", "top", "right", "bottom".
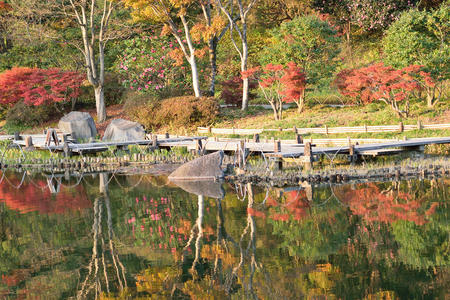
{"left": 168, "top": 151, "right": 224, "bottom": 181}
{"left": 58, "top": 111, "right": 97, "bottom": 141}
{"left": 102, "top": 119, "right": 145, "bottom": 142}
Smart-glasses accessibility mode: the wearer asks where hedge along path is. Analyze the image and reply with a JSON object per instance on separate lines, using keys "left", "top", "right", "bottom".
{"left": 198, "top": 122, "right": 450, "bottom": 135}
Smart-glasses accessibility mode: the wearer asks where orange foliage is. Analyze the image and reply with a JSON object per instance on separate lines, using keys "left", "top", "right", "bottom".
{"left": 176, "top": 218, "right": 192, "bottom": 235}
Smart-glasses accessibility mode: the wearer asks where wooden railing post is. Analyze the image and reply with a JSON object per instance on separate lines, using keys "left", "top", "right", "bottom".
{"left": 399, "top": 121, "right": 404, "bottom": 132}
{"left": 152, "top": 135, "right": 158, "bottom": 148}
{"left": 253, "top": 133, "right": 260, "bottom": 143}
{"left": 303, "top": 142, "right": 313, "bottom": 170}
{"left": 296, "top": 134, "right": 303, "bottom": 144}
{"left": 274, "top": 139, "right": 281, "bottom": 152}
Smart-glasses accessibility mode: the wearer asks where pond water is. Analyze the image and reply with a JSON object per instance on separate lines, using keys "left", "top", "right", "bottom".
{"left": 0, "top": 170, "right": 448, "bottom": 299}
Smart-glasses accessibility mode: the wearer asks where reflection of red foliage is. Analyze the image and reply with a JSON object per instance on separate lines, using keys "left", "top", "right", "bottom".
{"left": 335, "top": 183, "right": 437, "bottom": 225}
{"left": 283, "top": 191, "right": 310, "bottom": 221}
{"left": 1, "top": 269, "right": 31, "bottom": 287}
{"left": 255, "top": 190, "right": 310, "bottom": 222}
{"left": 247, "top": 207, "right": 266, "bottom": 219}
{"left": 271, "top": 213, "right": 290, "bottom": 221}
{"left": 0, "top": 175, "right": 91, "bottom": 214}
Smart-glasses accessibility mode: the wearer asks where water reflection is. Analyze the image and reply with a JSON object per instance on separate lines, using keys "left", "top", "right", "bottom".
{"left": 78, "top": 173, "right": 128, "bottom": 299}
{"left": 0, "top": 170, "right": 448, "bottom": 298}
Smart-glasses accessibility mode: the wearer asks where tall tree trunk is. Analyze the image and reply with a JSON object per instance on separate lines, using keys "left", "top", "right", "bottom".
{"left": 426, "top": 87, "right": 435, "bottom": 108}
{"left": 95, "top": 85, "right": 106, "bottom": 123}
{"left": 190, "top": 55, "right": 202, "bottom": 98}
{"left": 241, "top": 41, "right": 249, "bottom": 110}
{"left": 208, "top": 37, "right": 218, "bottom": 96}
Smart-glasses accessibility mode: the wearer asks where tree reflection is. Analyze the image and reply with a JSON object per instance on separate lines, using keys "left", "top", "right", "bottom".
{"left": 77, "top": 173, "right": 127, "bottom": 299}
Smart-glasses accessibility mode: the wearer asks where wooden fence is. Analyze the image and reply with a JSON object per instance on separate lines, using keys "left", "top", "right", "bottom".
{"left": 198, "top": 122, "right": 450, "bottom": 135}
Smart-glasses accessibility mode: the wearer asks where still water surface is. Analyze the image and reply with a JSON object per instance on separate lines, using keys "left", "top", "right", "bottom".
{"left": 0, "top": 170, "right": 448, "bottom": 299}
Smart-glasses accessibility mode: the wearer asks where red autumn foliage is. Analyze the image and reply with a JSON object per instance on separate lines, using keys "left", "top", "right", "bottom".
{"left": 0, "top": 175, "right": 91, "bottom": 214}
{"left": 220, "top": 75, "right": 257, "bottom": 106}
{"left": 280, "top": 62, "right": 307, "bottom": 112}
{"left": 335, "top": 183, "right": 438, "bottom": 225}
{"left": 0, "top": 67, "right": 84, "bottom": 107}
{"left": 243, "top": 62, "right": 307, "bottom": 120}
{"left": 334, "top": 63, "right": 433, "bottom": 118}
{"left": 0, "top": 1, "right": 11, "bottom": 12}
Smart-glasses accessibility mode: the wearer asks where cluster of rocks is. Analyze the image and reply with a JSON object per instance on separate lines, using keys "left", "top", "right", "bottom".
{"left": 58, "top": 111, "right": 146, "bottom": 142}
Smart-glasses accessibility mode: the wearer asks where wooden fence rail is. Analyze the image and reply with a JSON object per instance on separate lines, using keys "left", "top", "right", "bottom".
{"left": 198, "top": 123, "right": 450, "bottom": 135}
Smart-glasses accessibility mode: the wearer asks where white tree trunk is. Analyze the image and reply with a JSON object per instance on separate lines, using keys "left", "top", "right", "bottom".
{"left": 241, "top": 33, "right": 249, "bottom": 110}
{"left": 95, "top": 85, "right": 106, "bottom": 123}
{"left": 190, "top": 55, "right": 202, "bottom": 98}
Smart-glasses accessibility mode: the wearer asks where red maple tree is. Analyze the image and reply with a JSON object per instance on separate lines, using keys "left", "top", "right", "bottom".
{"left": 0, "top": 67, "right": 84, "bottom": 107}
{"left": 280, "top": 62, "right": 307, "bottom": 113}
{"left": 242, "top": 62, "right": 307, "bottom": 120}
{"left": 334, "top": 63, "right": 433, "bottom": 118}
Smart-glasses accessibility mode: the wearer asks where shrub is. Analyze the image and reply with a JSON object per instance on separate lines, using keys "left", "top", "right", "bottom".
{"left": 127, "top": 95, "right": 219, "bottom": 131}
{"left": 5, "top": 100, "right": 57, "bottom": 128}
{"left": 123, "top": 91, "right": 160, "bottom": 129}
{"left": 156, "top": 96, "right": 219, "bottom": 129}
{"left": 0, "top": 67, "right": 84, "bottom": 107}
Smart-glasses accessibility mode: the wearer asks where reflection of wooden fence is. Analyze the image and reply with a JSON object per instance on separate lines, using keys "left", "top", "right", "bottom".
{"left": 198, "top": 123, "right": 450, "bottom": 135}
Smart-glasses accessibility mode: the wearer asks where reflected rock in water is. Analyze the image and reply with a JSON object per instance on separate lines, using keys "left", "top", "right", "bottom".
{"left": 169, "top": 151, "right": 224, "bottom": 181}
{"left": 171, "top": 179, "right": 225, "bottom": 199}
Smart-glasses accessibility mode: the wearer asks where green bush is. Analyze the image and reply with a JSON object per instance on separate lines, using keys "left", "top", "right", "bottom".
{"left": 126, "top": 95, "right": 219, "bottom": 131}
{"left": 5, "top": 100, "right": 59, "bottom": 129}
{"left": 383, "top": 5, "right": 449, "bottom": 82}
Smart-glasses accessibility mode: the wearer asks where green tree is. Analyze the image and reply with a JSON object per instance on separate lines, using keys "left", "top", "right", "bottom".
{"left": 259, "top": 15, "right": 341, "bottom": 90}
{"left": 383, "top": 5, "right": 449, "bottom": 107}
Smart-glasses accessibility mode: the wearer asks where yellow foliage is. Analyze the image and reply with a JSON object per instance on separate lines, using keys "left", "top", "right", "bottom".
{"left": 182, "top": 276, "right": 228, "bottom": 299}
{"left": 135, "top": 266, "right": 178, "bottom": 296}
{"left": 366, "top": 290, "right": 397, "bottom": 299}
{"left": 190, "top": 23, "right": 206, "bottom": 42}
